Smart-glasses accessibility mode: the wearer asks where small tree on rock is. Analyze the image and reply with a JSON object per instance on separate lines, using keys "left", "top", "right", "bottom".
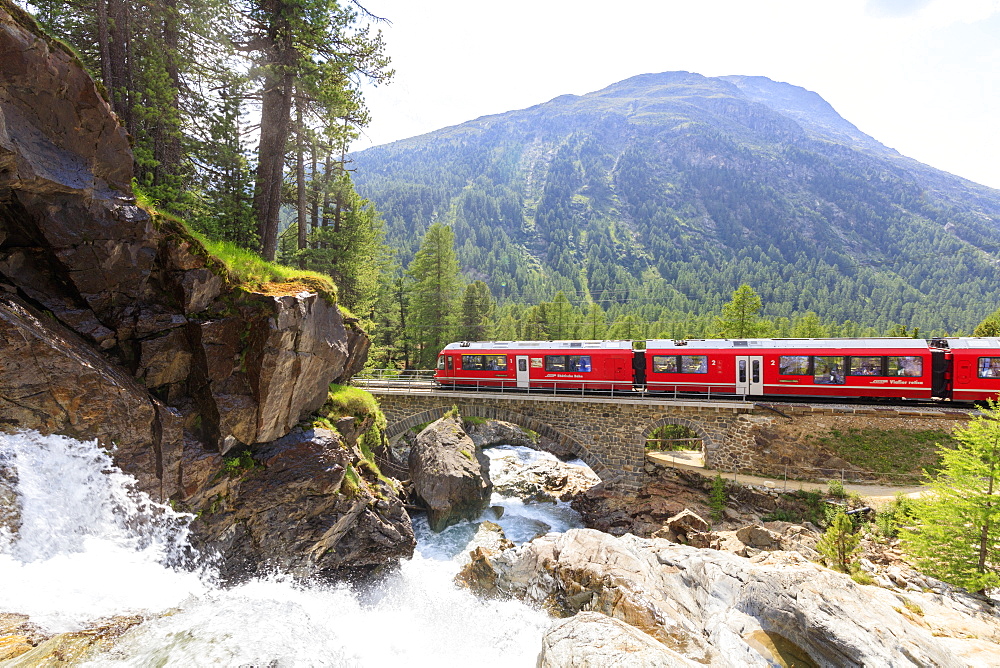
{"left": 817, "top": 510, "right": 861, "bottom": 573}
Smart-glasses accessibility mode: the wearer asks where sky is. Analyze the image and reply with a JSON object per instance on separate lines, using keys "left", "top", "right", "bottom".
{"left": 350, "top": 0, "right": 1000, "bottom": 190}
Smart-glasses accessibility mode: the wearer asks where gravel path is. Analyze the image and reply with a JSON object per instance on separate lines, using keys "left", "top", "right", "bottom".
{"left": 645, "top": 451, "right": 926, "bottom": 505}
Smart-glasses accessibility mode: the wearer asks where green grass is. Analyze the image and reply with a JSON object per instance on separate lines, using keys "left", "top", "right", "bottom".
{"left": 137, "top": 188, "right": 337, "bottom": 302}
{"left": 810, "top": 428, "right": 955, "bottom": 482}
{"left": 189, "top": 229, "right": 337, "bottom": 299}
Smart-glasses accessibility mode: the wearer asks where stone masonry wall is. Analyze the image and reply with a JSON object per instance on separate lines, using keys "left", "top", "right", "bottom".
{"left": 377, "top": 391, "right": 753, "bottom": 491}
{"left": 375, "top": 390, "right": 977, "bottom": 489}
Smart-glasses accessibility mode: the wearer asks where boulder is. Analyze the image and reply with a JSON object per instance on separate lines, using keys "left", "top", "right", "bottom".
{"left": 538, "top": 612, "right": 701, "bottom": 668}
{"left": 491, "top": 456, "right": 600, "bottom": 502}
{"left": 189, "top": 428, "right": 415, "bottom": 582}
{"left": 469, "top": 528, "right": 981, "bottom": 667}
{"left": 711, "top": 522, "right": 821, "bottom": 560}
{"left": 454, "top": 521, "right": 515, "bottom": 592}
{"left": 409, "top": 415, "right": 492, "bottom": 532}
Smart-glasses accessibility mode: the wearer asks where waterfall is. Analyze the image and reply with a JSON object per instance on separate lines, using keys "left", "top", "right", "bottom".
{"left": 0, "top": 432, "right": 588, "bottom": 665}
{"left": 0, "top": 431, "right": 208, "bottom": 633}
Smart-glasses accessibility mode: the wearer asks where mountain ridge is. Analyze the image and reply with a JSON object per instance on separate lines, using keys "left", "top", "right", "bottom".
{"left": 353, "top": 71, "right": 1000, "bottom": 334}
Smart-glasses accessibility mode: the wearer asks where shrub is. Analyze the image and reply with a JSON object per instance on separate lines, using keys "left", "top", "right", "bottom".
{"left": 710, "top": 474, "right": 727, "bottom": 523}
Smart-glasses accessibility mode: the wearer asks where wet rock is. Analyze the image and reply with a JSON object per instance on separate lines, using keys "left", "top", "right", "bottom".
{"left": 0, "top": 613, "right": 46, "bottom": 661}
{"left": 538, "top": 612, "right": 700, "bottom": 668}
{"left": 0, "top": 455, "right": 19, "bottom": 539}
{"left": 409, "top": 415, "right": 492, "bottom": 532}
{"left": 1, "top": 614, "right": 143, "bottom": 665}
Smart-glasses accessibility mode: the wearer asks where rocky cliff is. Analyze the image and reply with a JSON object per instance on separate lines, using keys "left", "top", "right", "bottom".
{"left": 0, "top": 1, "right": 411, "bottom": 579}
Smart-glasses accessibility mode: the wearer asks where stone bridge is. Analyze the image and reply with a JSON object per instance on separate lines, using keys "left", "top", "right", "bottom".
{"left": 370, "top": 387, "right": 974, "bottom": 491}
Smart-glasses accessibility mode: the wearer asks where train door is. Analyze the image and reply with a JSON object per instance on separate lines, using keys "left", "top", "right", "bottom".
{"left": 516, "top": 355, "right": 530, "bottom": 388}
{"left": 632, "top": 351, "right": 647, "bottom": 389}
{"left": 735, "top": 356, "right": 764, "bottom": 395}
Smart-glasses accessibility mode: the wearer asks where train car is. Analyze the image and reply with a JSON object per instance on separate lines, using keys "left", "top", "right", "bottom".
{"left": 434, "top": 340, "right": 636, "bottom": 391}
{"left": 642, "top": 338, "right": 941, "bottom": 400}
{"left": 932, "top": 337, "right": 1000, "bottom": 402}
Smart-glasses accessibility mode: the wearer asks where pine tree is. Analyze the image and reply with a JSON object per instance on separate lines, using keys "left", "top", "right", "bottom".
{"left": 407, "top": 223, "right": 463, "bottom": 367}
{"left": 547, "top": 291, "right": 576, "bottom": 340}
{"left": 298, "top": 173, "right": 391, "bottom": 314}
{"left": 792, "top": 311, "right": 827, "bottom": 338}
{"left": 458, "top": 281, "right": 495, "bottom": 341}
{"left": 581, "top": 302, "right": 607, "bottom": 340}
{"left": 974, "top": 307, "right": 1000, "bottom": 337}
{"left": 714, "top": 284, "right": 770, "bottom": 338}
{"left": 816, "top": 511, "right": 860, "bottom": 573}
{"left": 901, "top": 403, "right": 1000, "bottom": 594}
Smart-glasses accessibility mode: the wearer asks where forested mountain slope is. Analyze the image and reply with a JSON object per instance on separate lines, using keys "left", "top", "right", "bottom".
{"left": 352, "top": 71, "right": 1000, "bottom": 334}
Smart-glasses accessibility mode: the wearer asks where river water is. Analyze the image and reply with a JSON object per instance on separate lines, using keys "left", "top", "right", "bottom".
{"left": 0, "top": 433, "right": 586, "bottom": 666}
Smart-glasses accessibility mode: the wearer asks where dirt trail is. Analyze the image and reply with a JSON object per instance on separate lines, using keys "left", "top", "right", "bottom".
{"left": 645, "top": 451, "right": 926, "bottom": 505}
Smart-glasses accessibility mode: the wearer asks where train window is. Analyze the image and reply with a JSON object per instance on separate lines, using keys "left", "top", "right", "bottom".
{"left": 545, "top": 356, "right": 567, "bottom": 372}
{"left": 680, "top": 355, "right": 708, "bottom": 374}
{"left": 779, "top": 356, "right": 810, "bottom": 375}
{"left": 544, "top": 355, "right": 592, "bottom": 372}
{"left": 738, "top": 359, "right": 746, "bottom": 383}
{"left": 652, "top": 355, "right": 678, "bottom": 373}
{"left": 849, "top": 356, "right": 883, "bottom": 376}
{"left": 462, "top": 355, "right": 507, "bottom": 371}
{"left": 887, "top": 356, "right": 922, "bottom": 377}
{"left": 446, "top": 356, "right": 454, "bottom": 370}
{"left": 436, "top": 356, "right": 445, "bottom": 370}
{"left": 978, "top": 357, "right": 1000, "bottom": 379}
{"left": 752, "top": 359, "right": 760, "bottom": 383}
{"left": 814, "top": 356, "right": 845, "bottom": 384}
{"left": 518, "top": 359, "right": 527, "bottom": 372}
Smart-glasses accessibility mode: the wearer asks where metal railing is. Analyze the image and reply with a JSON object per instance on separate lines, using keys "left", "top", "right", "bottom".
{"left": 352, "top": 369, "right": 739, "bottom": 401}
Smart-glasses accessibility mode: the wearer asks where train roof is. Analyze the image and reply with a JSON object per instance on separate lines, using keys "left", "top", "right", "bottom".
{"left": 441, "top": 338, "right": 934, "bottom": 352}
{"left": 644, "top": 338, "right": 932, "bottom": 351}
{"left": 933, "top": 337, "right": 1000, "bottom": 350}
{"left": 441, "top": 340, "right": 634, "bottom": 351}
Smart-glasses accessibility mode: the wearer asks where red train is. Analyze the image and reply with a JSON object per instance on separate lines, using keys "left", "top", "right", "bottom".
{"left": 434, "top": 337, "right": 1000, "bottom": 402}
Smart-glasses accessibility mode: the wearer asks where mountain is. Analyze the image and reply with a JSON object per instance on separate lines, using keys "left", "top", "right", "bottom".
{"left": 351, "top": 71, "right": 1000, "bottom": 334}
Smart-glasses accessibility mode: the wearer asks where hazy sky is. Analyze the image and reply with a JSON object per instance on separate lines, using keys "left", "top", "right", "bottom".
{"left": 351, "top": 0, "right": 1000, "bottom": 190}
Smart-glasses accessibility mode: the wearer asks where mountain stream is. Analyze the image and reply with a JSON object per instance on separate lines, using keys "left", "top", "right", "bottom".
{"left": 0, "top": 433, "right": 586, "bottom": 665}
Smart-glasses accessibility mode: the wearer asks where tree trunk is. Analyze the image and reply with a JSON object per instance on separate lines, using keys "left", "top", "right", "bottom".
{"left": 96, "top": 0, "right": 112, "bottom": 101}
{"left": 153, "top": 0, "right": 182, "bottom": 192}
{"left": 254, "top": 69, "right": 294, "bottom": 261}
{"left": 295, "top": 95, "right": 308, "bottom": 263}
{"left": 106, "top": 0, "right": 130, "bottom": 129}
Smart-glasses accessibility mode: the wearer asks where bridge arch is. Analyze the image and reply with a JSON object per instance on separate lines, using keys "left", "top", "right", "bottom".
{"left": 641, "top": 416, "right": 714, "bottom": 465}
{"left": 385, "top": 404, "right": 612, "bottom": 482}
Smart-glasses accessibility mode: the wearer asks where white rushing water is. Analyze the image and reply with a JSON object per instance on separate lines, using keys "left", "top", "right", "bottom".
{"left": 0, "top": 432, "right": 587, "bottom": 666}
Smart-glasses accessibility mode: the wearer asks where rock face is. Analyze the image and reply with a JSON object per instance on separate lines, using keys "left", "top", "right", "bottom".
{"left": 0, "top": 2, "right": 408, "bottom": 581}
{"left": 538, "top": 612, "right": 700, "bottom": 668}
{"left": 408, "top": 415, "right": 492, "bottom": 531}
{"left": 460, "top": 528, "right": 993, "bottom": 667}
